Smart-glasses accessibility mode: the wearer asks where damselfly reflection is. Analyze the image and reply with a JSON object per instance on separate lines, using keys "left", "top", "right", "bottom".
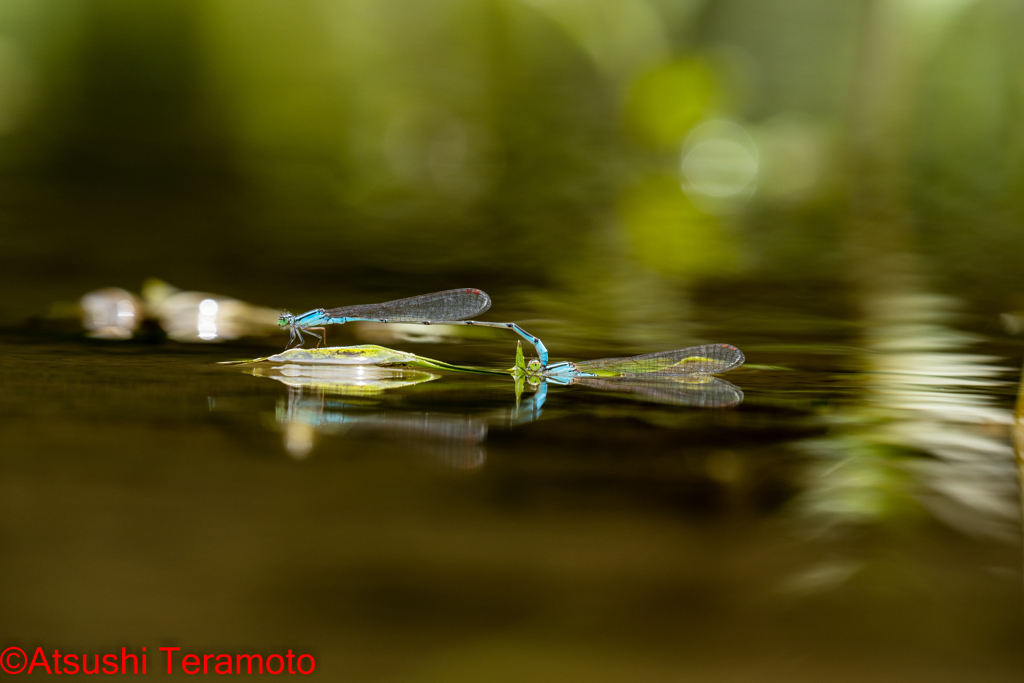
{"left": 224, "top": 344, "right": 746, "bottom": 462}
{"left": 248, "top": 364, "right": 544, "bottom": 466}
{"left": 279, "top": 385, "right": 489, "bottom": 468}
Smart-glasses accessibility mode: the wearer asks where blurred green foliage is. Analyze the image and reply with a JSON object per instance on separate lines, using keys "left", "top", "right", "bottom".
{"left": 624, "top": 58, "right": 721, "bottom": 148}
{"left": 620, "top": 173, "right": 739, "bottom": 277}
{"left": 0, "top": 0, "right": 1022, "bottom": 322}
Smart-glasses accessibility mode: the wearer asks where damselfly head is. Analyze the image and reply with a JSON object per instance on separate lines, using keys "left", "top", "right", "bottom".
{"left": 278, "top": 312, "right": 293, "bottom": 328}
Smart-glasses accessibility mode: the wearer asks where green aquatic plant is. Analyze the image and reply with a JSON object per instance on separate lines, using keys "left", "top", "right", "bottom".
{"left": 512, "top": 341, "right": 527, "bottom": 406}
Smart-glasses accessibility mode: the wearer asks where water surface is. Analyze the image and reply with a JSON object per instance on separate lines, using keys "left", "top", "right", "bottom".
{"left": 2, "top": 281, "right": 1021, "bottom": 681}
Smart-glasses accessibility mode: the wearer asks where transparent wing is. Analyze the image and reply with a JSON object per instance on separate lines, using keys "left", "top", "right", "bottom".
{"left": 573, "top": 344, "right": 745, "bottom": 377}
{"left": 324, "top": 288, "right": 491, "bottom": 322}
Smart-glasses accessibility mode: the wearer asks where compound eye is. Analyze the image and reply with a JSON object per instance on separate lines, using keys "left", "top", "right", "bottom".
{"left": 526, "top": 359, "right": 542, "bottom": 372}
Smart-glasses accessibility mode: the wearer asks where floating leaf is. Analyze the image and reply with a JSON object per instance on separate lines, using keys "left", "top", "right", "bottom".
{"left": 221, "top": 344, "right": 507, "bottom": 376}
{"left": 268, "top": 345, "right": 422, "bottom": 365}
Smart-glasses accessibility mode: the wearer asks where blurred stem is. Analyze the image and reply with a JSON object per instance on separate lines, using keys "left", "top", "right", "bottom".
{"left": 1014, "top": 362, "right": 1024, "bottom": 613}
{"left": 846, "top": 0, "right": 921, "bottom": 293}
{"left": 846, "top": 0, "right": 975, "bottom": 295}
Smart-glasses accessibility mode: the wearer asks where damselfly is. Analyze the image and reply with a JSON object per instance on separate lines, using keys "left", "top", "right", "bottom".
{"left": 279, "top": 288, "right": 550, "bottom": 363}
{"left": 528, "top": 343, "right": 745, "bottom": 385}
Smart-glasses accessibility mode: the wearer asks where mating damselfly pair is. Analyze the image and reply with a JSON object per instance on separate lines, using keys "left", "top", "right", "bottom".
{"left": 278, "top": 288, "right": 745, "bottom": 384}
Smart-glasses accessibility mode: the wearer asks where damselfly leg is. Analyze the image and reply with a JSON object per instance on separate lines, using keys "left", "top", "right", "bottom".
{"left": 305, "top": 326, "right": 326, "bottom": 348}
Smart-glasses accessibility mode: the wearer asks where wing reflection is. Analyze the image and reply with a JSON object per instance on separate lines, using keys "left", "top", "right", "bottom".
{"left": 569, "top": 376, "right": 744, "bottom": 408}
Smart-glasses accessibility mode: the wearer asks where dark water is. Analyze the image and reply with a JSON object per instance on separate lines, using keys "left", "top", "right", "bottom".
{"left": 2, "top": 280, "right": 1022, "bottom": 681}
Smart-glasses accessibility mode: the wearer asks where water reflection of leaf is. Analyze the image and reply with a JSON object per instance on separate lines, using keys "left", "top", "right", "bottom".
{"left": 255, "top": 364, "right": 439, "bottom": 396}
